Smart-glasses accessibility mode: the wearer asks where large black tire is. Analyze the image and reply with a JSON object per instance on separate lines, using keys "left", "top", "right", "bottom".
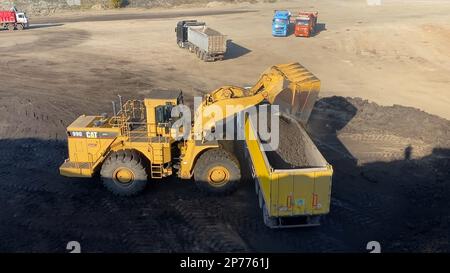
{"left": 16, "top": 24, "right": 24, "bottom": 31}
{"left": 7, "top": 24, "right": 15, "bottom": 31}
{"left": 194, "top": 149, "right": 241, "bottom": 195}
{"left": 100, "top": 150, "right": 148, "bottom": 196}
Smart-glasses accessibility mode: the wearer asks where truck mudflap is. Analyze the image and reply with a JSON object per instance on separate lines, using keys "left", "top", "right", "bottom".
{"left": 243, "top": 112, "right": 333, "bottom": 229}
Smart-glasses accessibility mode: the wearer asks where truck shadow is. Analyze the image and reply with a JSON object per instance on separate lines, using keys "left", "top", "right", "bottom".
{"left": 28, "top": 23, "right": 64, "bottom": 30}
{"left": 225, "top": 40, "right": 251, "bottom": 60}
{"left": 287, "top": 24, "right": 295, "bottom": 37}
{"left": 312, "top": 23, "right": 327, "bottom": 37}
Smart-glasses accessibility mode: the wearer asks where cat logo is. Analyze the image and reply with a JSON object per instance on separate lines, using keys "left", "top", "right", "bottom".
{"left": 86, "top": 132, "right": 98, "bottom": 139}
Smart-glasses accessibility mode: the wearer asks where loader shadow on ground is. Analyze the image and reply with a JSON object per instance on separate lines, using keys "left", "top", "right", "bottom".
{"left": 0, "top": 97, "right": 448, "bottom": 252}
{"left": 225, "top": 41, "right": 251, "bottom": 60}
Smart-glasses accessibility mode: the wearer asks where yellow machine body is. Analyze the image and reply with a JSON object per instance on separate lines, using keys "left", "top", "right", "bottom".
{"left": 60, "top": 63, "right": 330, "bottom": 222}
{"left": 244, "top": 115, "right": 333, "bottom": 227}
{"left": 59, "top": 62, "right": 332, "bottom": 227}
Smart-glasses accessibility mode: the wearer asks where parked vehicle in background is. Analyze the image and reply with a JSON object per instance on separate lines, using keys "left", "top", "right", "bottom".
{"left": 272, "top": 10, "right": 291, "bottom": 37}
{"left": 176, "top": 20, "right": 227, "bottom": 62}
{"left": 0, "top": 6, "right": 29, "bottom": 31}
{"left": 294, "top": 11, "right": 318, "bottom": 37}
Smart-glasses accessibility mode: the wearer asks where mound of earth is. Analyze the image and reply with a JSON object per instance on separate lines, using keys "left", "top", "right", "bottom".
{"left": 340, "top": 97, "right": 450, "bottom": 148}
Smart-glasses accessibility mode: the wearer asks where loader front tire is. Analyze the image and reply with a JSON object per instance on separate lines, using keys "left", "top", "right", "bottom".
{"left": 101, "top": 150, "right": 148, "bottom": 196}
{"left": 194, "top": 149, "right": 241, "bottom": 195}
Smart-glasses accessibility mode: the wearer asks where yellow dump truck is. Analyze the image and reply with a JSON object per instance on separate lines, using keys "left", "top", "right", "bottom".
{"left": 243, "top": 114, "right": 332, "bottom": 228}
{"left": 59, "top": 63, "right": 332, "bottom": 227}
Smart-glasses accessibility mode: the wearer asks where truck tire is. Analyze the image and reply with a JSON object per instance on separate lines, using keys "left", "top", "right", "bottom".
{"left": 201, "top": 51, "right": 207, "bottom": 62}
{"left": 100, "top": 150, "right": 148, "bottom": 196}
{"left": 177, "top": 40, "right": 183, "bottom": 48}
{"left": 194, "top": 148, "right": 241, "bottom": 195}
{"left": 16, "top": 24, "right": 24, "bottom": 31}
{"left": 188, "top": 45, "right": 194, "bottom": 53}
{"left": 196, "top": 48, "right": 201, "bottom": 58}
{"left": 7, "top": 24, "right": 15, "bottom": 31}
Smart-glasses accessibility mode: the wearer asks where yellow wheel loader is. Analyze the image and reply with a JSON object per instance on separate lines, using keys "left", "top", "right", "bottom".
{"left": 60, "top": 63, "right": 332, "bottom": 227}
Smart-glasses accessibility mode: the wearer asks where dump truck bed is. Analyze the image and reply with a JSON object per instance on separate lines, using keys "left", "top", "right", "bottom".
{"left": 243, "top": 112, "right": 333, "bottom": 228}
{"left": 187, "top": 26, "right": 227, "bottom": 54}
{"left": 0, "top": 11, "right": 16, "bottom": 23}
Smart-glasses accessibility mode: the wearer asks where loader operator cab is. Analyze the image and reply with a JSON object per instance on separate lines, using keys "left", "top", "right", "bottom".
{"left": 143, "top": 90, "right": 183, "bottom": 138}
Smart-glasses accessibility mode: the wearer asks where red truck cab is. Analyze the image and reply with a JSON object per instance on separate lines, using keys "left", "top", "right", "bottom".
{"left": 294, "top": 12, "right": 318, "bottom": 37}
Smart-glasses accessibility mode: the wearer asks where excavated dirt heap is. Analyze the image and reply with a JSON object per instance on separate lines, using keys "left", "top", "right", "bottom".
{"left": 340, "top": 97, "right": 450, "bottom": 147}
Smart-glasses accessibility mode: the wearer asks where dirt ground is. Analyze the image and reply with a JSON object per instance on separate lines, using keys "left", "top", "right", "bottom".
{"left": 0, "top": 0, "right": 449, "bottom": 252}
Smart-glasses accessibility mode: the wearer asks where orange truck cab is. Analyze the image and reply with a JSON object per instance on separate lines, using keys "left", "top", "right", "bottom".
{"left": 294, "top": 11, "right": 318, "bottom": 37}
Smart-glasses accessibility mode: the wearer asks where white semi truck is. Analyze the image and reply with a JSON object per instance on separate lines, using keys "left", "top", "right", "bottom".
{"left": 175, "top": 20, "right": 227, "bottom": 62}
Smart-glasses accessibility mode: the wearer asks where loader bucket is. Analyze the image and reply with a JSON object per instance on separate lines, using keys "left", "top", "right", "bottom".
{"left": 266, "top": 63, "right": 321, "bottom": 125}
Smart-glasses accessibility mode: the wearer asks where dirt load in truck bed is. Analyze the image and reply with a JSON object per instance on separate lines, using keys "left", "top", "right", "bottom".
{"left": 267, "top": 116, "right": 310, "bottom": 169}
{"left": 199, "top": 27, "right": 222, "bottom": 36}
{"left": 257, "top": 110, "right": 310, "bottom": 169}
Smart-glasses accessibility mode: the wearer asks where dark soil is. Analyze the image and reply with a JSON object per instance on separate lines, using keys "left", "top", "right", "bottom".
{"left": 339, "top": 97, "right": 450, "bottom": 148}
{"left": 0, "top": 91, "right": 449, "bottom": 252}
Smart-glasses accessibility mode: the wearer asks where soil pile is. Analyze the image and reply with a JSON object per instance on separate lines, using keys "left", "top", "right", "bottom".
{"left": 341, "top": 97, "right": 450, "bottom": 148}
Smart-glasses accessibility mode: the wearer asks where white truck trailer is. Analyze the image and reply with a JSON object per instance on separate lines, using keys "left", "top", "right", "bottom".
{"left": 176, "top": 20, "right": 227, "bottom": 62}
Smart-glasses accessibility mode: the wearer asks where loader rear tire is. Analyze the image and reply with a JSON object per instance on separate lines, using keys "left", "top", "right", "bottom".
{"left": 194, "top": 149, "right": 241, "bottom": 195}
{"left": 101, "top": 150, "right": 148, "bottom": 196}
